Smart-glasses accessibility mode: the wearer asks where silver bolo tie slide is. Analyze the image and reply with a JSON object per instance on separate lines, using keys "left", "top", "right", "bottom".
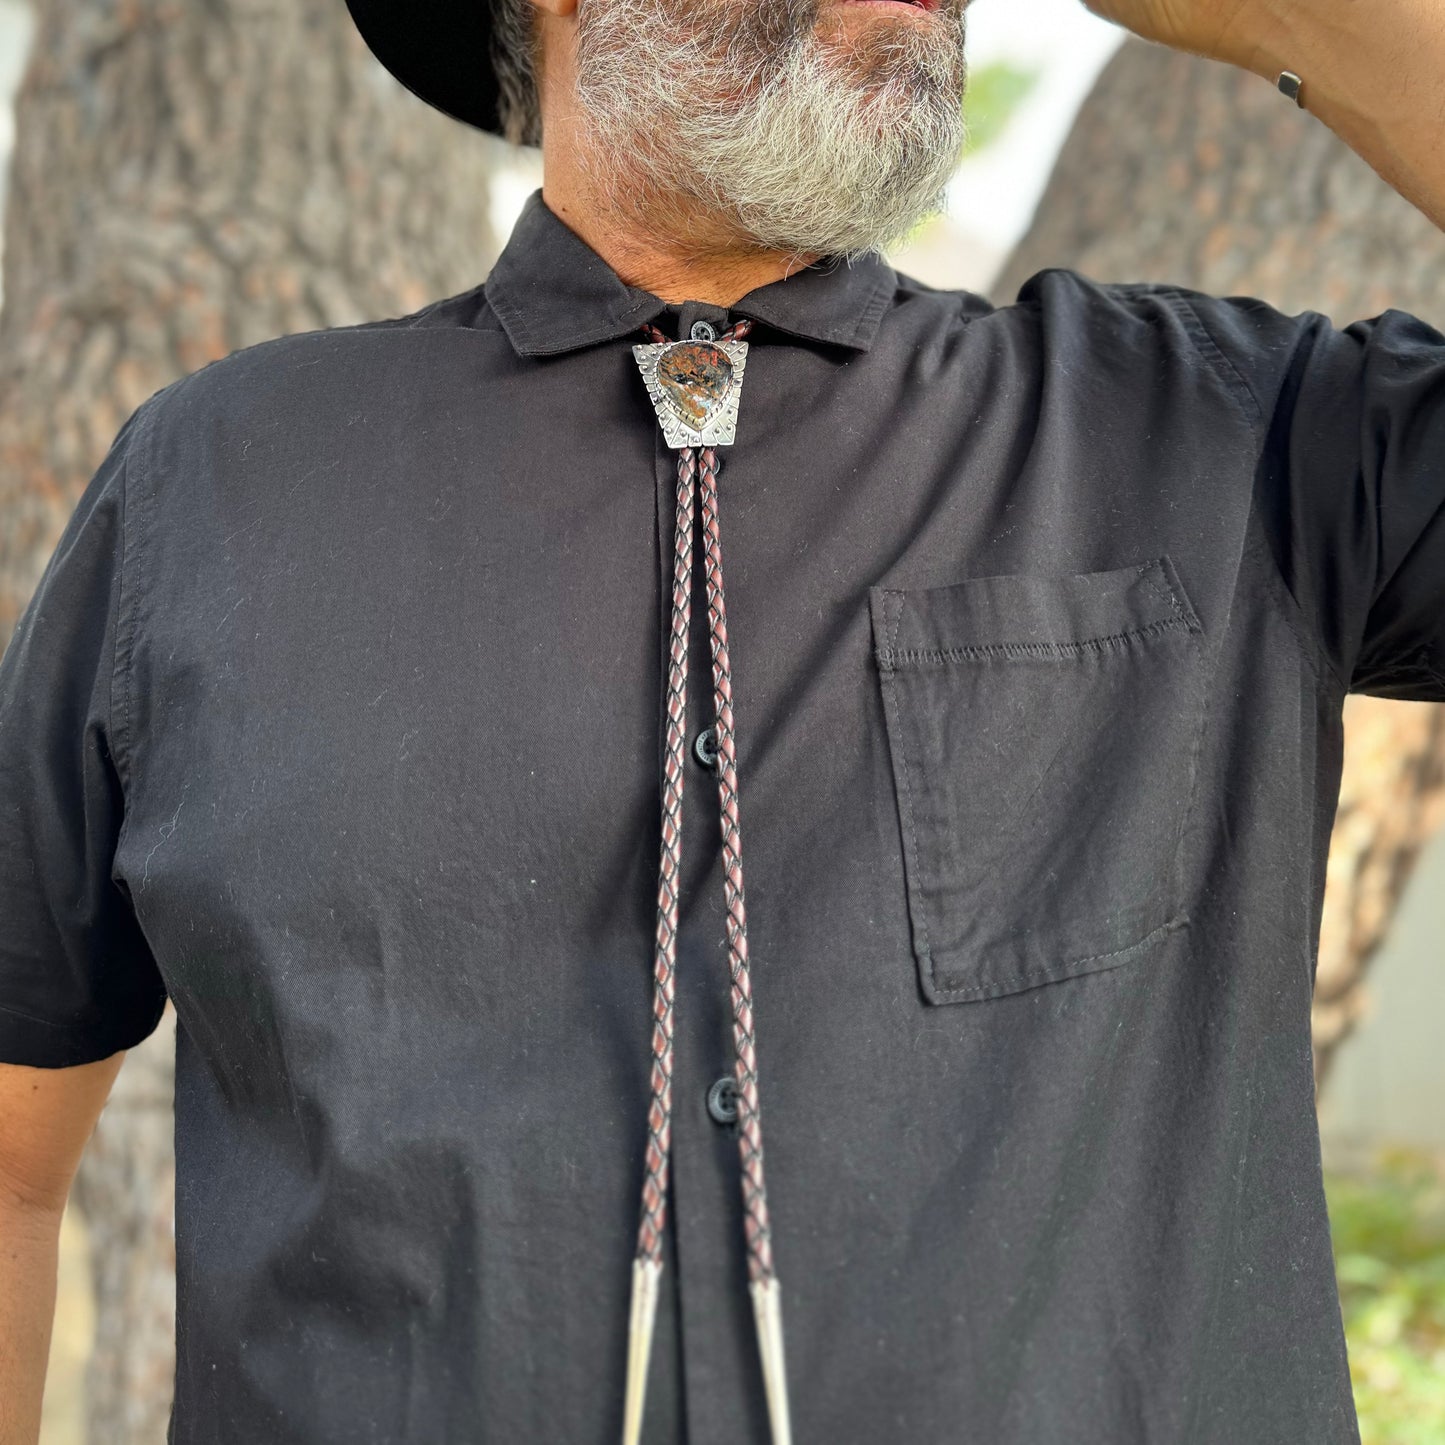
{"left": 622, "top": 317, "right": 793, "bottom": 1445}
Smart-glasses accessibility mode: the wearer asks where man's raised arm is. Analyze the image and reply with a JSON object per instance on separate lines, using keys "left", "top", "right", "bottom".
{"left": 1082, "top": 0, "right": 1445, "bottom": 231}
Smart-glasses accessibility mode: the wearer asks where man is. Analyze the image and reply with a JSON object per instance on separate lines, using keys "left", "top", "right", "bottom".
{"left": 0, "top": 0, "right": 1441, "bottom": 1439}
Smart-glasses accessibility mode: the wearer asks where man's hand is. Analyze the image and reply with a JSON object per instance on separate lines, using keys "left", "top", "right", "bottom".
{"left": 1072, "top": 0, "right": 1445, "bottom": 233}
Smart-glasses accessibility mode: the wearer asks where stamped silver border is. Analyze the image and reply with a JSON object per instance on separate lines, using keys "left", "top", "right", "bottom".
{"left": 632, "top": 339, "right": 749, "bottom": 449}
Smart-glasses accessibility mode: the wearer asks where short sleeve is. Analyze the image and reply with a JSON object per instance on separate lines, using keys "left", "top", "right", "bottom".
{"left": 0, "top": 401, "right": 169, "bottom": 1067}
{"left": 1183, "top": 296, "right": 1445, "bottom": 701}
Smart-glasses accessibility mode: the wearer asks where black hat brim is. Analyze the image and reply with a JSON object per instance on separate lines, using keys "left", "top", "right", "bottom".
{"left": 344, "top": 0, "right": 504, "bottom": 136}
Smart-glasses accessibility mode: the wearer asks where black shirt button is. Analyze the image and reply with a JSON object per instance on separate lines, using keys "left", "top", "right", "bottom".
{"left": 692, "top": 725, "right": 718, "bottom": 771}
{"left": 706, "top": 1075, "right": 739, "bottom": 1126}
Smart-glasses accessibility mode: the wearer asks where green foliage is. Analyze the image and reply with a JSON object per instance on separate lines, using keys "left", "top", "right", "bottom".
{"left": 1326, "top": 1150, "right": 1445, "bottom": 1443}
{"left": 961, "top": 61, "right": 1040, "bottom": 156}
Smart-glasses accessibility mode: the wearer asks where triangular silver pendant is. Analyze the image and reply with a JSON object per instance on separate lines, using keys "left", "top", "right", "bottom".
{"left": 633, "top": 337, "right": 749, "bottom": 449}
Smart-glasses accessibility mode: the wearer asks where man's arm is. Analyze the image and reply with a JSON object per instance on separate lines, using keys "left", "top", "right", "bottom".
{"left": 1081, "top": 0, "right": 1445, "bottom": 232}
{"left": 0, "top": 1053, "right": 126, "bottom": 1445}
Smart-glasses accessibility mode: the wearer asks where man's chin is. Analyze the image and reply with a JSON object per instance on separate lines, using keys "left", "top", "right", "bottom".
{"left": 572, "top": 0, "right": 966, "bottom": 258}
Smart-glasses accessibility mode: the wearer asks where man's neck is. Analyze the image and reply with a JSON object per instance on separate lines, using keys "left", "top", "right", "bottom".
{"left": 540, "top": 163, "right": 822, "bottom": 308}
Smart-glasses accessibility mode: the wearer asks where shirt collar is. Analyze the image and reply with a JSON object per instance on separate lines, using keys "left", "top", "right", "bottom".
{"left": 485, "top": 189, "right": 897, "bottom": 357}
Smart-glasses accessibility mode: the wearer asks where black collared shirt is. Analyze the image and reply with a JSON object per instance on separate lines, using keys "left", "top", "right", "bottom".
{"left": 3, "top": 189, "right": 1443, "bottom": 1444}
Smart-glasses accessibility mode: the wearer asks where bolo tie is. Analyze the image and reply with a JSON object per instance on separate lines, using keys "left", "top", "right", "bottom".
{"left": 622, "top": 316, "right": 793, "bottom": 1445}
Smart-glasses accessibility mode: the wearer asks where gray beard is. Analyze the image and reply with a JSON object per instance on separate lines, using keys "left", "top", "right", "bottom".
{"left": 572, "top": 0, "right": 970, "bottom": 260}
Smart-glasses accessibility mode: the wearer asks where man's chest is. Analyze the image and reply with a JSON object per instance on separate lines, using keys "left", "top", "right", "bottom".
{"left": 116, "top": 331, "right": 1259, "bottom": 1065}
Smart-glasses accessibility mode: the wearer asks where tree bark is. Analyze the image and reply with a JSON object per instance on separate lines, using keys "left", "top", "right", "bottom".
{"left": 0, "top": 0, "right": 506, "bottom": 1436}
{"left": 994, "top": 37, "right": 1445, "bottom": 1092}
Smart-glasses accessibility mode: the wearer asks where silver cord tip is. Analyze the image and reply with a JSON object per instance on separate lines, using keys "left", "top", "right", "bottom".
{"left": 750, "top": 1276, "right": 794, "bottom": 1445}
{"left": 622, "top": 1258, "right": 663, "bottom": 1445}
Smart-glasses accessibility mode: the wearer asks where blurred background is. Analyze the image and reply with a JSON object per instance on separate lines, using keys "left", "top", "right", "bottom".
{"left": 0, "top": 0, "right": 1441, "bottom": 1439}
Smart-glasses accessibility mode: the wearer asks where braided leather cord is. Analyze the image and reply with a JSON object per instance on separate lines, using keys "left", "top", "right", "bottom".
{"left": 633, "top": 318, "right": 776, "bottom": 1287}
{"left": 696, "top": 414, "right": 776, "bottom": 1287}
{"left": 635, "top": 437, "right": 696, "bottom": 1267}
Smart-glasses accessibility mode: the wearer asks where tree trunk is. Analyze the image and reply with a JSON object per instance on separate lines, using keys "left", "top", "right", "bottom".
{"left": 0, "top": 0, "right": 506, "bottom": 1436}
{"left": 994, "top": 37, "right": 1445, "bottom": 1092}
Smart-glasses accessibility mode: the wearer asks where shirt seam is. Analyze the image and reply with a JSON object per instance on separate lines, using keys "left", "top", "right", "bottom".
{"left": 1169, "top": 289, "right": 1354, "bottom": 699}
{"left": 881, "top": 591, "right": 932, "bottom": 971}
{"left": 843, "top": 268, "right": 894, "bottom": 348}
{"left": 928, "top": 915, "right": 1188, "bottom": 999}
{"left": 0, "top": 993, "right": 169, "bottom": 1055}
{"left": 0, "top": 995, "right": 102, "bottom": 1033}
{"left": 1165, "top": 288, "right": 1263, "bottom": 427}
{"left": 111, "top": 416, "right": 137, "bottom": 795}
{"left": 112, "top": 390, "right": 162, "bottom": 859}
{"left": 875, "top": 613, "right": 1195, "bottom": 665}
{"left": 400, "top": 287, "right": 485, "bottom": 329}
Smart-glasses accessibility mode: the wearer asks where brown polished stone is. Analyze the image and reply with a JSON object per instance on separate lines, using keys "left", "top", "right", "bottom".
{"left": 656, "top": 342, "right": 734, "bottom": 430}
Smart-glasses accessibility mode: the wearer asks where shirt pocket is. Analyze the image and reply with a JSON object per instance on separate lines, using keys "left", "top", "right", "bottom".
{"left": 869, "top": 555, "right": 1205, "bottom": 1005}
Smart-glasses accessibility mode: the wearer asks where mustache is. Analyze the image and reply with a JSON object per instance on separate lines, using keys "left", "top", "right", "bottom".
{"left": 582, "top": 0, "right": 968, "bottom": 71}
